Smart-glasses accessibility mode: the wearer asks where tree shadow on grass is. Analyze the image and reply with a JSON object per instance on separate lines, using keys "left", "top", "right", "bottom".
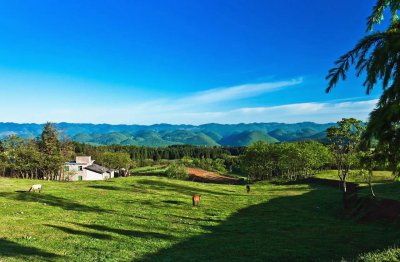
{"left": 0, "top": 192, "right": 112, "bottom": 214}
{"left": 136, "top": 179, "right": 230, "bottom": 196}
{"left": 0, "top": 238, "right": 58, "bottom": 261}
{"left": 138, "top": 184, "right": 400, "bottom": 262}
{"left": 161, "top": 200, "right": 186, "bottom": 205}
{"left": 361, "top": 181, "right": 400, "bottom": 201}
{"left": 169, "top": 214, "right": 222, "bottom": 223}
{"left": 45, "top": 225, "right": 112, "bottom": 240}
{"left": 73, "top": 223, "right": 176, "bottom": 240}
{"left": 132, "top": 199, "right": 187, "bottom": 207}
{"left": 87, "top": 185, "right": 122, "bottom": 191}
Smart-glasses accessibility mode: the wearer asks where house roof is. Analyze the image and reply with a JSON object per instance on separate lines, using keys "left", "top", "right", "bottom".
{"left": 84, "top": 164, "right": 111, "bottom": 174}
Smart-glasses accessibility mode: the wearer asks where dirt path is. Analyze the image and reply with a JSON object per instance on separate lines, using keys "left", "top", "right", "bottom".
{"left": 188, "top": 168, "right": 243, "bottom": 185}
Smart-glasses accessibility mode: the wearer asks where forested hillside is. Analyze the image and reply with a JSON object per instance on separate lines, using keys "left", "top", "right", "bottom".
{"left": 0, "top": 122, "right": 335, "bottom": 146}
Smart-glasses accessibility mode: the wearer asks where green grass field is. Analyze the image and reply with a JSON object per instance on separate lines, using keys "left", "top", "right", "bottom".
{"left": 130, "top": 165, "right": 168, "bottom": 174}
{"left": 0, "top": 171, "right": 399, "bottom": 261}
{"left": 316, "top": 170, "right": 400, "bottom": 201}
{"left": 315, "top": 170, "right": 394, "bottom": 184}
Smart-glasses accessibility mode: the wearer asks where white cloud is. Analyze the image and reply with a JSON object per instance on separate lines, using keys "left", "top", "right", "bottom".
{"left": 171, "top": 99, "right": 378, "bottom": 124}
{"left": 0, "top": 75, "right": 377, "bottom": 124}
{"left": 128, "top": 99, "right": 377, "bottom": 125}
{"left": 184, "top": 78, "right": 302, "bottom": 104}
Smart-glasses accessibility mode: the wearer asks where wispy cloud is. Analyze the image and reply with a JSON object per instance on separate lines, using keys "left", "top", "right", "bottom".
{"left": 85, "top": 98, "right": 377, "bottom": 124}
{"left": 184, "top": 78, "right": 302, "bottom": 104}
{"left": 0, "top": 75, "right": 377, "bottom": 124}
{"left": 163, "top": 99, "right": 378, "bottom": 124}
{"left": 137, "top": 78, "right": 304, "bottom": 113}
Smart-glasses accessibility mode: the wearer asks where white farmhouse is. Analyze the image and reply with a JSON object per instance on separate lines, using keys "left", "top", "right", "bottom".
{"left": 64, "top": 156, "right": 114, "bottom": 181}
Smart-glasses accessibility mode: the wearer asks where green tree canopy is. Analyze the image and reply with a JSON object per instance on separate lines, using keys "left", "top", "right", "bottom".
{"left": 326, "top": 118, "right": 365, "bottom": 192}
{"left": 326, "top": 0, "right": 400, "bottom": 176}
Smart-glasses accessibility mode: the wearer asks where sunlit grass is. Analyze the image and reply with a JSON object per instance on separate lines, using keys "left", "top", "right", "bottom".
{"left": 315, "top": 170, "right": 394, "bottom": 184}
{"left": 0, "top": 175, "right": 399, "bottom": 261}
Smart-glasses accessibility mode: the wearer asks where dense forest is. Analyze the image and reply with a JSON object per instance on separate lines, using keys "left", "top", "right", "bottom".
{"left": 75, "top": 143, "right": 244, "bottom": 161}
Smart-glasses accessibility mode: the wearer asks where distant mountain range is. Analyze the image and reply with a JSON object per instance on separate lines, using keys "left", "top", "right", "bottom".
{"left": 0, "top": 122, "right": 336, "bottom": 146}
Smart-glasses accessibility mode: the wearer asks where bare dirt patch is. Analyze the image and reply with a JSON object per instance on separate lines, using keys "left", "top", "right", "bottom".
{"left": 188, "top": 168, "right": 243, "bottom": 185}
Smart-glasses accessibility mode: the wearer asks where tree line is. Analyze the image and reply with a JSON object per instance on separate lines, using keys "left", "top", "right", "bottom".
{"left": 241, "top": 140, "right": 332, "bottom": 181}
{"left": 75, "top": 143, "right": 244, "bottom": 166}
{"left": 0, "top": 123, "right": 74, "bottom": 180}
{"left": 240, "top": 117, "right": 393, "bottom": 197}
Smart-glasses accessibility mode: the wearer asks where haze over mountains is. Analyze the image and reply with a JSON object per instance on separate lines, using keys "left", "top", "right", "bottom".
{"left": 0, "top": 122, "right": 335, "bottom": 146}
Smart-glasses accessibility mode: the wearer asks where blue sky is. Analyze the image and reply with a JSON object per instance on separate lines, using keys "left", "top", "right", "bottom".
{"left": 0, "top": 0, "right": 384, "bottom": 124}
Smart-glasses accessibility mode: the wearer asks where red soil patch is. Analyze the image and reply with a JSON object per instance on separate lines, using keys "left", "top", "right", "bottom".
{"left": 188, "top": 168, "right": 243, "bottom": 185}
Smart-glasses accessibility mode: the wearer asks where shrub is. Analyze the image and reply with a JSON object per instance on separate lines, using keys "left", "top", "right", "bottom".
{"left": 357, "top": 247, "right": 400, "bottom": 262}
{"left": 140, "top": 159, "right": 155, "bottom": 167}
{"left": 165, "top": 162, "right": 188, "bottom": 180}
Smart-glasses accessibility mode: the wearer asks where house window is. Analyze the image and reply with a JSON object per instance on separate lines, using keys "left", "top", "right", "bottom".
{"left": 78, "top": 166, "right": 83, "bottom": 171}
{"left": 78, "top": 176, "right": 83, "bottom": 181}
{"left": 64, "top": 166, "right": 69, "bottom": 171}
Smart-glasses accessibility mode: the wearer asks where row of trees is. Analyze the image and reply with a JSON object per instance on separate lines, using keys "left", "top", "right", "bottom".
{"left": 0, "top": 123, "right": 74, "bottom": 180}
{"left": 74, "top": 144, "right": 244, "bottom": 164}
{"left": 240, "top": 117, "right": 391, "bottom": 199}
{"left": 241, "top": 141, "right": 332, "bottom": 181}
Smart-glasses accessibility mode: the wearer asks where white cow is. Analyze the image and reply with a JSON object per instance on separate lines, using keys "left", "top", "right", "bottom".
{"left": 28, "top": 184, "right": 42, "bottom": 193}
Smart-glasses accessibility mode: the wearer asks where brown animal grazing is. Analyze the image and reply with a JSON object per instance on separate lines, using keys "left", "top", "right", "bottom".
{"left": 246, "top": 184, "right": 251, "bottom": 194}
{"left": 192, "top": 194, "right": 202, "bottom": 207}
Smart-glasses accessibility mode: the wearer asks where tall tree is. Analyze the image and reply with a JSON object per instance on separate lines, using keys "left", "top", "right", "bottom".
{"left": 326, "top": 118, "right": 365, "bottom": 193}
{"left": 326, "top": 0, "right": 400, "bottom": 175}
{"left": 1, "top": 135, "right": 24, "bottom": 178}
{"left": 39, "top": 123, "right": 63, "bottom": 180}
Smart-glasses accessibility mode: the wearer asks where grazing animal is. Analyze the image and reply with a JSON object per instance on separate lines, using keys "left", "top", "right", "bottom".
{"left": 192, "top": 194, "right": 202, "bottom": 207}
{"left": 246, "top": 184, "right": 251, "bottom": 194}
{"left": 29, "top": 184, "right": 42, "bottom": 193}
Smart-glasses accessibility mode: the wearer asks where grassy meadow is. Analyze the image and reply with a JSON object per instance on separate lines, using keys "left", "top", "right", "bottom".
{"left": 0, "top": 171, "right": 399, "bottom": 261}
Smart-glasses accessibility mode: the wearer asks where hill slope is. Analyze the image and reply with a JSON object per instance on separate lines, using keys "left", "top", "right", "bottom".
{"left": 0, "top": 122, "right": 336, "bottom": 146}
{"left": 219, "top": 131, "right": 279, "bottom": 146}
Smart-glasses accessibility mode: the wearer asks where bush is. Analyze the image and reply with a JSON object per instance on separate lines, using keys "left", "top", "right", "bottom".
{"left": 140, "top": 159, "right": 155, "bottom": 167}
{"left": 357, "top": 247, "right": 400, "bottom": 262}
{"left": 165, "top": 162, "right": 188, "bottom": 180}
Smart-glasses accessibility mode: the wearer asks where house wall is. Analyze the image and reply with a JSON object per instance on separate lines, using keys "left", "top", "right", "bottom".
{"left": 84, "top": 170, "right": 105, "bottom": 181}
{"left": 64, "top": 163, "right": 88, "bottom": 181}
{"left": 67, "top": 169, "right": 114, "bottom": 181}
{"left": 103, "top": 171, "right": 115, "bottom": 180}
{"left": 66, "top": 165, "right": 87, "bottom": 172}
{"left": 68, "top": 170, "right": 87, "bottom": 181}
